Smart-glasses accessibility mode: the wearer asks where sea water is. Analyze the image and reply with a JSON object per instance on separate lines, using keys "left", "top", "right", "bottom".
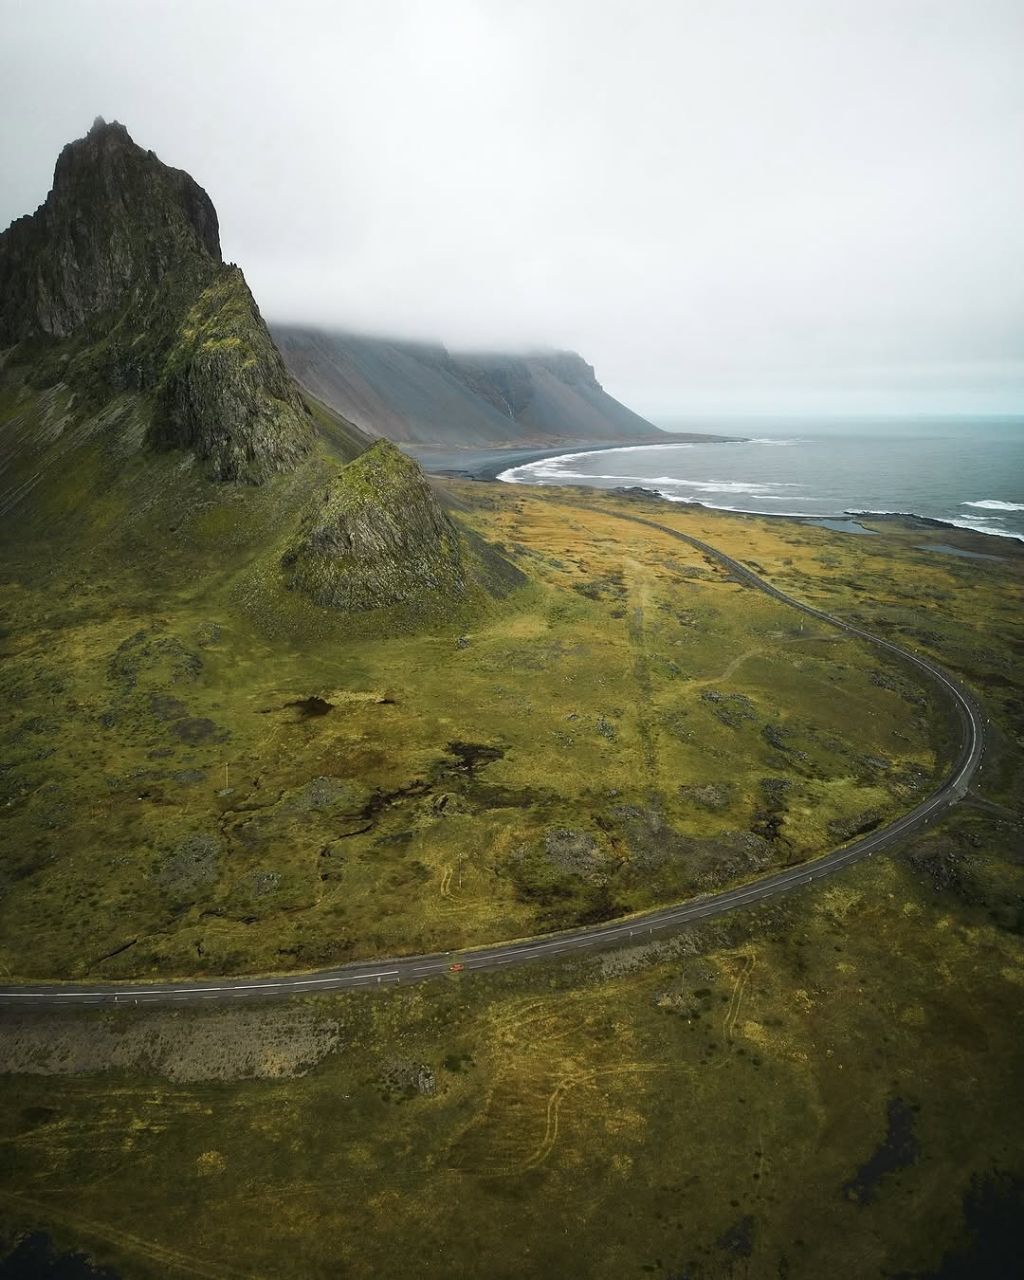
{"left": 498, "top": 418, "right": 1024, "bottom": 542}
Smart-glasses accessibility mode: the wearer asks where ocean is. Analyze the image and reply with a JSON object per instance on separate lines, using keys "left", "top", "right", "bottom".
{"left": 496, "top": 418, "right": 1024, "bottom": 542}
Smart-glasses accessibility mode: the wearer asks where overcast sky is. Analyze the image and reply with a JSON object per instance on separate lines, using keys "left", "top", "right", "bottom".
{"left": 2, "top": 0, "right": 1022, "bottom": 417}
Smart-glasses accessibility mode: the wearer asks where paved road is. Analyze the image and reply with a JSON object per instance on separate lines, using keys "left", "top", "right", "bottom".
{"left": 0, "top": 511, "right": 986, "bottom": 1010}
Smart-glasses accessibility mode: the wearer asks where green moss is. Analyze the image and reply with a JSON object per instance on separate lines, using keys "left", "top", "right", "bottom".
{"left": 281, "top": 440, "right": 472, "bottom": 613}
{"left": 4, "top": 477, "right": 1003, "bottom": 981}
{"left": 0, "top": 338, "right": 1020, "bottom": 1279}
{"left": 145, "top": 266, "right": 314, "bottom": 482}
{"left": 321, "top": 437, "right": 420, "bottom": 508}
{"left": 0, "top": 848, "right": 1022, "bottom": 1278}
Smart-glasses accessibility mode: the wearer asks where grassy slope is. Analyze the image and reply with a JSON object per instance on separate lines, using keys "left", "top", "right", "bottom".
{"left": 0, "top": 847, "right": 1021, "bottom": 1279}
{"left": 0, "top": 486, "right": 1022, "bottom": 1277}
{"left": 0, "top": 478, "right": 954, "bottom": 979}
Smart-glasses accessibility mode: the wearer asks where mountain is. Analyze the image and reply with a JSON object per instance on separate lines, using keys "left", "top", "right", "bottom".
{"left": 0, "top": 120, "right": 518, "bottom": 620}
{"left": 272, "top": 326, "right": 664, "bottom": 448}
{"left": 0, "top": 117, "right": 317, "bottom": 483}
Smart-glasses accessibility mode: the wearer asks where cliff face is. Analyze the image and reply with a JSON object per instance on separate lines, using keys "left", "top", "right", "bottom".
{"left": 0, "top": 118, "right": 313, "bottom": 482}
{"left": 149, "top": 268, "right": 314, "bottom": 482}
{"left": 272, "top": 326, "right": 662, "bottom": 448}
{"left": 282, "top": 440, "right": 467, "bottom": 612}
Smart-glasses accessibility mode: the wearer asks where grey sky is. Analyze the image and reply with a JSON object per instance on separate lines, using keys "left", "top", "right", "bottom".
{"left": 2, "top": 0, "right": 1022, "bottom": 416}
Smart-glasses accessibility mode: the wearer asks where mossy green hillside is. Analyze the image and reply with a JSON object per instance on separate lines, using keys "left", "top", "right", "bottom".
{"left": 0, "top": 480, "right": 1021, "bottom": 1279}
{"left": 0, "top": 479, "right": 983, "bottom": 980}
{"left": 0, "top": 828, "right": 1021, "bottom": 1279}
{"left": 148, "top": 266, "right": 314, "bottom": 482}
{"left": 282, "top": 439, "right": 469, "bottom": 611}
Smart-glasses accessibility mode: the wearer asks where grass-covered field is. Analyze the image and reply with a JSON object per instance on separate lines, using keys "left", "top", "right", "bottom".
{"left": 1, "top": 481, "right": 1022, "bottom": 1278}
{"left": 1, "top": 479, "right": 954, "bottom": 979}
{"left": 1, "top": 826, "right": 1021, "bottom": 1279}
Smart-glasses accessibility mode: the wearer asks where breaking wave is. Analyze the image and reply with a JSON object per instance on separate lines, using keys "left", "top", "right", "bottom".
{"left": 962, "top": 499, "right": 1024, "bottom": 512}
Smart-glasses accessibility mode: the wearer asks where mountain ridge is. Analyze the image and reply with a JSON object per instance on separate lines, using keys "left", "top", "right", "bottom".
{"left": 272, "top": 325, "right": 665, "bottom": 448}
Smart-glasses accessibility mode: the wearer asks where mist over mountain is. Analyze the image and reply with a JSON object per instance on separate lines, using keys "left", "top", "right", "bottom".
{"left": 273, "top": 326, "right": 663, "bottom": 448}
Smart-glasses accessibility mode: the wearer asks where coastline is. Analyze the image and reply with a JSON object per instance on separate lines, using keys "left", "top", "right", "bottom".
{"left": 409, "top": 438, "right": 1024, "bottom": 554}
{"left": 403, "top": 432, "right": 741, "bottom": 482}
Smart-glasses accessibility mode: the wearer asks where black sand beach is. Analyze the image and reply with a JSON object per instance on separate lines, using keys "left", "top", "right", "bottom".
{"left": 403, "top": 433, "right": 740, "bottom": 482}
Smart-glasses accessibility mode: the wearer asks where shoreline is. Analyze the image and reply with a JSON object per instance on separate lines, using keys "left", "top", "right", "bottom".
{"left": 403, "top": 432, "right": 741, "bottom": 483}
{"left": 410, "top": 439, "right": 1024, "bottom": 552}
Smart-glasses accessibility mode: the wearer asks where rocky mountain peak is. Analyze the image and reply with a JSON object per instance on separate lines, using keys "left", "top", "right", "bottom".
{"left": 0, "top": 120, "right": 313, "bottom": 483}
{"left": 0, "top": 118, "right": 220, "bottom": 344}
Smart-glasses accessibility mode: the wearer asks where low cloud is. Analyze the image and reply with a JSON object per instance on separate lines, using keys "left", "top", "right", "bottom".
{"left": 2, "top": 0, "right": 1021, "bottom": 415}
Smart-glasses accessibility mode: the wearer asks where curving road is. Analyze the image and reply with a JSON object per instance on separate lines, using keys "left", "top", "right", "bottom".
{"left": 0, "top": 510, "right": 986, "bottom": 1009}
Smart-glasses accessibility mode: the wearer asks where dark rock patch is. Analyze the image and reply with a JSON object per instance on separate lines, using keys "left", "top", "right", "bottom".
{"left": 828, "top": 810, "right": 883, "bottom": 843}
{"left": 288, "top": 776, "right": 368, "bottom": 813}
{"left": 679, "top": 782, "right": 733, "bottom": 811}
{"left": 905, "top": 838, "right": 982, "bottom": 904}
{"left": 761, "top": 721, "right": 793, "bottom": 751}
{"left": 760, "top": 777, "right": 791, "bottom": 808}
{"left": 702, "top": 689, "right": 758, "bottom": 728}
{"left": 148, "top": 693, "right": 188, "bottom": 721}
{"left": 171, "top": 716, "right": 227, "bottom": 745}
{"left": 156, "top": 832, "right": 220, "bottom": 903}
{"left": 378, "top": 1061, "right": 436, "bottom": 1102}
{"left": 286, "top": 695, "right": 334, "bottom": 717}
{"left": 107, "top": 630, "right": 203, "bottom": 691}
{"left": 543, "top": 828, "right": 613, "bottom": 879}
{"left": 460, "top": 781, "right": 553, "bottom": 811}
{"left": 614, "top": 800, "right": 774, "bottom": 891}
{"left": 0, "top": 1232, "right": 120, "bottom": 1279}
{"left": 753, "top": 777, "right": 793, "bottom": 844}
{"left": 172, "top": 768, "right": 207, "bottom": 787}
{"left": 843, "top": 1097, "right": 920, "bottom": 1205}
{"left": 443, "top": 741, "right": 505, "bottom": 773}
{"left": 716, "top": 1213, "right": 755, "bottom": 1259}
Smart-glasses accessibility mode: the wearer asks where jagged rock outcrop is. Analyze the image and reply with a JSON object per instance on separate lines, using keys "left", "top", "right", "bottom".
{"left": 0, "top": 118, "right": 313, "bottom": 482}
{"left": 149, "top": 268, "right": 313, "bottom": 482}
{"left": 282, "top": 440, "right": 468, "bottom": 612}
{"left": 0, "top": 118, "right": 220, "bottom": 344}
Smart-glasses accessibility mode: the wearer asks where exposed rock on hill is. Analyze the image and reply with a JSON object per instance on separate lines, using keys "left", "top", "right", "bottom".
{"left": 272, "top": 326, "right": 664, "bottom": 447}
{"left": 0, "top": 118, "right": 314, "bottom": 482}
{"left": 283, "top": 440, "right": 468, "bottom": 611}
{"left": 149, "top": 268, "right": 313, "bottom": 482}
